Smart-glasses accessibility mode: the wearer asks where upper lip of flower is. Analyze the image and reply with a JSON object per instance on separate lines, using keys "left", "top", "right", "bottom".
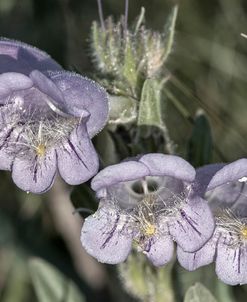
{"left": 91, "top": 153, "right": 196, "bottom": 195}
{"left": 194, "top": 159, "right": 247, "bottom": 196}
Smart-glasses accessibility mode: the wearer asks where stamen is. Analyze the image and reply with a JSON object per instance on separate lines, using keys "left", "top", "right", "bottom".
{"left": 134, "top": 7, "right": 145, "bottom": 35}
{"left": 141, "top": 179, "right": 149, "bottom": 195}
{"left": 154, "top": 184, "right": 189, "bottom": 217}
{"left": 142, "top": 222, "right": 156, "bottom": 236}
{"left": 97, "top": 0, "right": 105, "bottom": 31}
{"left": 108, "top": 185, "right": 189, "bottom": 246}
{"left": 8, "top": 113, "right": 79, "bottom": 159}
{"left": 216, "top": 208, "right": 247, "bottom": 247}
{"left": 124, "top": 0, "right": 129, "bottom": 33}
{"left": 240, "top": 226, "right": 247, "bottom": 239}
{"left": 36, "top": 143, "right": 46, "bottom": 157}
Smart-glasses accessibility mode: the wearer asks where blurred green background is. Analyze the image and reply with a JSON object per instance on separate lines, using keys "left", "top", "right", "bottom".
{"left": 0, "top": 0, "right": 247, "bottom": 301}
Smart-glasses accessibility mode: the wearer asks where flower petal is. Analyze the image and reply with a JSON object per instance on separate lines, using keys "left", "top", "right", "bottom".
{"left": 0, "top": 131, "right": 19, "bottom": 170}
{"left": 81, "top": 205, "right": 133, "bottom": 264}
{"left": 0, "top": 150, "right": 14, "bottom": 170}
{"left": 104, "top": 175, "right": 184, "bottom": 209}
{"left": 168, "top": 197, "right": 215, "bottom": 252}
{"left": 144, "top": 234, "right": 174, "bottom": 266}
{"left": 29, "top": 70, "right": 68, "bottom": 115}
{"left": 0, "top": 110, "right": 23, "bottom": 170}
{"left": 9, "top": 85, "right": 70, "bottom": 119}
{"left": 206, "top": 158, "right": 247, "bottom": 191}
{"left": 57, "top": 123, "right": 99, "bottom": 185}
{"left": 0, "top": 72, "right": 33, "bottom": 101}
{"left": 216, "top": 238, "right": 247, "bottom": 285}
{"left": 91, "top": 160, "right": 150, "bottom": 195}
{"left": 193, "top": 163, "right": 226, "bottom": 195}
{"left": 30, "top": 71, "right": 90, "bottom": 119}
{"left": 154, "top": 176, "right": 185, "bottom": 208}
{"left": 11, "top": 148, "right": 57, "bottom": 193}
{"left": 139, "top": 153, "right": 196, "bottom": 182}
{"left": 177, "top": 234, "right": 218, "bottom": 270}
{"left": 231, "top": 183, "right": 247, "bottom": 217}
{"left": 0, "top": 38, "right": 62, "bottom": 74}
{"left": 206, "top": 181, "right": 247, "bottom": 212}
{"left": 48, "top": 71, "right": 109, "bottom": 137}
{"left": 92, "top": 154, "right": 196, "bottom": 201}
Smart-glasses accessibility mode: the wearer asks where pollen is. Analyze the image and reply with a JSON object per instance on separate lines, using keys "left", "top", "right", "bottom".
{"left": 240, "top": 226, "right": 247, "bottom": 239}
{"left": 36, "top": 144, "right": 46, "bottom": 157}
{"left": 143, "top": 222, "right": 156, "bottom": 236}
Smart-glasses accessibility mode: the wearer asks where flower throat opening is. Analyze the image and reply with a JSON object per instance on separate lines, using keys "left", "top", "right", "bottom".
{"left": 131, "top": 179, "right": 158, "bottom": 195}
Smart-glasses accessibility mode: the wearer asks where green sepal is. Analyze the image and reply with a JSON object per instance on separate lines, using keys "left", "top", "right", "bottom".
{"left": 91, "top": 21, "right": 107, "bottom": 71}
{"left": 108, "top": 95, "right": 137, "bottom": 125}
{"left": 122, "top": 35, "right": 138, "bottom": 94}
{"left": 162, "top": 5, "right": 178, "bottom": 63}
{"left": 137, "top": 78, "right": 164, "bottom": 128}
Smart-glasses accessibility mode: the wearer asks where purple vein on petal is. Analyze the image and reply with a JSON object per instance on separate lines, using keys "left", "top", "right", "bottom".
{"left": 238, "top": 248, "right": 241, "bottom": 274}
{"left": 67, "top": 138, "right": 89, "bottom": 170}
{"left": 180, "top": 209, "right": 201, "bottom": 236}
{"left": 0, "top": 127, "right": 16, "bottom": 149}
{"left": 101, "top": 214, "right": 120, "bottom": 249}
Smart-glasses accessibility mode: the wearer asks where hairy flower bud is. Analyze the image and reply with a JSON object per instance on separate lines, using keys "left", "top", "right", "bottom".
{"left": 90, "top": 6, "right": 178, "bottom": 129}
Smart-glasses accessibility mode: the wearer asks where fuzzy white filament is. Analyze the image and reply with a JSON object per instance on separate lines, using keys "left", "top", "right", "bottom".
{"left": 97, "top": 0, "right": 105, "bottom": 31}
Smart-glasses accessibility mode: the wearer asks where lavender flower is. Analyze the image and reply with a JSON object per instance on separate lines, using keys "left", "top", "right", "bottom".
{"left": 80, "top": 153, "right": 214, "bottom": 266}
{"left": 177, "top": 158, "right": 247, "bottom": 285}
{"left": 0, "top": 39, "right": 108, "bottom": 193}
{"left": 0, "top": 38, "right": 62, "bottom": 75}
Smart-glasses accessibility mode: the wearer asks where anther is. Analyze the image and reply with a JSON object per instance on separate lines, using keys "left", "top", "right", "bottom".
{"left": 36, "top": 144, "right": 46, "bottom": 157}
{"left": 240, "top": 226, "right": 247, "bottom": 239}
{"left": 143, "top": 222, "right": 156, "bottom": 236}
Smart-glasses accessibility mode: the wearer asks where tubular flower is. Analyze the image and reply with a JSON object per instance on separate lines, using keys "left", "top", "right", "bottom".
{"left": 177, "top": 158, "right": 247, "bottom": 285}
{"left": 0, "top": 38, "right": 109, "bottom": 193}
{"left": 80, "top": 153, "right": 214, "bottom": 266}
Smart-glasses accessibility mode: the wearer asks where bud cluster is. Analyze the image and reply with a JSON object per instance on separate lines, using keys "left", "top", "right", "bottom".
{"left": 90, "top": 5, "right": 178, "bottom": 127}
